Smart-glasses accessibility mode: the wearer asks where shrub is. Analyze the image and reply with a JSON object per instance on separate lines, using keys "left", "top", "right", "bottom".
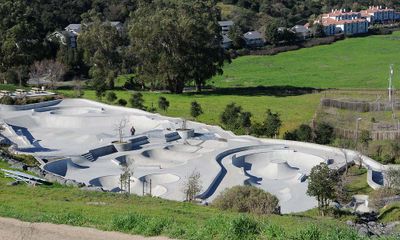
{"left": 283, "top": 124, "right": 313, "bottom": 142}
{"left": 117, "top": 99, "right": 127, "bottom": 106}
{"left": 129, "top": 92, "right": 145, "bottom": 110}
{"left": 106, "top": 91, "right": 117, "bottom": 102}
{"left": 226, "top": 215, "right": 260, "bottom": 240}
{"left": 0, "top": 96, "right": 15, "bottom": 105}
{"left": 190, "top": 101, "right": 203, "bottom": 119}
{"left": 158, "top": 96, "right": 170, "bottom": 111}
{"left": 212, "top": 185, "right": 280, "bottom": 215}
{"left": 314, "top": 122, "right": 335, "bottom": 145}
{"left": 112, "top": 213, "right": 171, "bottom": 236}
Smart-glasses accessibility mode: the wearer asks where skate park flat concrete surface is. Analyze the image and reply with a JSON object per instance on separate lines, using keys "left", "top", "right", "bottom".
{"left": 0, "top": 98, "right": 367, "bottom": 213}
{"left": 0, "top": 217, "right": 170, "bottom": 240}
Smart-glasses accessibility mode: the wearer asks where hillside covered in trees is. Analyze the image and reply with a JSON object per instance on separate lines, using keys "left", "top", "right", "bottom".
{"left": 1, "top": 0, "right": 399, "bottom": 93}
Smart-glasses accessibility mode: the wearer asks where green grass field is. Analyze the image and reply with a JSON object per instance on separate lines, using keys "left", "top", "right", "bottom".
{"left": 58, "top": 89, "right": 322, "bottom": 135}
{"left": 212, "top": 32, "right": 400, "bottom": 89}
{"left": 0, "top": 160, "right": 372, "bottom": 239}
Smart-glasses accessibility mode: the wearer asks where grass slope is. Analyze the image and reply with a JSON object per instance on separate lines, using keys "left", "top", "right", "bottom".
{"left": 0, "top": 160, "right": 374, "bottom": 240}
{"left": 59, "top": 90, "right": 322, "bottom": 135}
{"left": 213, "top": 32, "right": 400, "bottom": 89}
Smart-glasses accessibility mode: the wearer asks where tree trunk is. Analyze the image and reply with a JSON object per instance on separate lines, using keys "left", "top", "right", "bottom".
{"left": 195, "top": 80, "right": 202, "bottom": 93}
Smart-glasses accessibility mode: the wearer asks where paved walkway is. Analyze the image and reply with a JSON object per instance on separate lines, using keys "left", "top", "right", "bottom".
{"left": 0, "top": 217, "right": 170, "bottom": 240}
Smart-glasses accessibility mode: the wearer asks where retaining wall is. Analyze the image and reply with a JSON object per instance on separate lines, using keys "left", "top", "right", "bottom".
{"left": 0, "top": 99, "right": 62, "bottom": 111}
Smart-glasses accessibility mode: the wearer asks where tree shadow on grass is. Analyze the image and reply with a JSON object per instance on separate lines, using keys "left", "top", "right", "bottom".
{"left": 185, "top": 86, "right": 326, "bottom": 97}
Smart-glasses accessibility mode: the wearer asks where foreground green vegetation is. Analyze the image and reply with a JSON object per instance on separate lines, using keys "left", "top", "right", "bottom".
{"left": 213, "top": 32, "right": 400, "bottom": 89}
{"left": 58, "top": 89, "right": 321, "bottom": 135}
{"left": 0, "top": 160, "right": 394, "bottom": 240}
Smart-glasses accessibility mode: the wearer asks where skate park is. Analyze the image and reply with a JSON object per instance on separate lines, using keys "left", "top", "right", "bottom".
{"left": 0, "top": 98, "right": 389, "bottom": 213}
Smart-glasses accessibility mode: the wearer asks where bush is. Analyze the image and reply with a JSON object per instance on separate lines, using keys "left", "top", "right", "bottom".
{"left": 158, "top": 96, "right": 170, "bottom": 111}
{"left": 117, "top": 99, "right": 127, "bottom": 106}
{"left": 314, "top": 122, "right": 334, "bottom": 145}
{"left": 112, "top": 213, "right": 171, "bottom": 236}
{"left": 190, "top": 101, "right": 203, "bottom": 119}
{"left": 106, "top": 91, "right": 117, "bottom": 102}
{"left": 226, "top": 215, "right": 260, "bottom": 240}
{"left": 212, "top": 185, "right": 280, "bottom": 215}
{"left": 283, "top": 124, "right": 313, "bottom": 142}
{"left": 129, "top": 92, "right": 146, "bottom": 110}
{"left": 0, "top": 96, "right": 15, "bottom": 105}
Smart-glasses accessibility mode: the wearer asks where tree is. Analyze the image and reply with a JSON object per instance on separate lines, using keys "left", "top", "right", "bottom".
{"left": 220, "top": 103, "right": 243, "bottom": 130}
{"left": 385, "top": 167, "right": 400, "bottom": 189}
{"left": 263, "top": 20, "right": 280, "bottom": 45}
{"left": 182, "top": 169, "right": 202, "bottom": 201}
{"left": 228, "top": 24, "right": 245, "bottom": 49}
{"left": 120, "top": 160, "right": 134, "bottom": 194}
{"left": 239, "top": 111, "right": 252, "bottom": 134}
{"left": 263, "top": 109, "right": 282, "bottom": 138}
{"left": 29, "top": 59, "right": 66, "bottom": 89}
{"left": 190, "top": 101, "right": 203, "bottom": 119}
{"left": 311, "top": 23, "right": 325, "bottom": 38}
{"left": 283, "top": 124, "right": 312, "bottom": 142}
{"left": 307, "top": 163, "right": 338, "bottom": 216}
{"left": 158, "top": 96, "right": 170, "bottom": 112}
{"left": 114, "top": 118, "right": 128, "bottom": 143}
{"left": 129, "top": 0, "right": 226, "bottom": 93}
{"left": 129, "top": 92, "right": 145, "bottom": 110}
{"left": 106, "top": 91, "right": 117, "bottom": 102}
{"left": 78, "top": 18, "right": 123, "bottom": 95}
{"left": 314, "top": 122, "right": 334, "bottom": 145}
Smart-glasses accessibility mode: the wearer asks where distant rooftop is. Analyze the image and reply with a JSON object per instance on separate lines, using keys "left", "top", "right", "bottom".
{"left": 243, "top": 31, "right": 262, "bottom": 39}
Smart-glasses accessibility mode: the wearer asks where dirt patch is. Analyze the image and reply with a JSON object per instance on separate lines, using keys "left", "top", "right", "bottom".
{"left": 0, "top": 217, "right": 171, "bottom": 240}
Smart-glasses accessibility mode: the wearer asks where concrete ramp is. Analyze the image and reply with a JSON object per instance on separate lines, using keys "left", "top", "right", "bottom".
{"left": 43, "top": 159, "right": 89, "bottom": 177}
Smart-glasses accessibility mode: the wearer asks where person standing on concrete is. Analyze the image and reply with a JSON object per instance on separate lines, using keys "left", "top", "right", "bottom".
{"left": 130, "top": 126, "right": 136, "bottom": 136}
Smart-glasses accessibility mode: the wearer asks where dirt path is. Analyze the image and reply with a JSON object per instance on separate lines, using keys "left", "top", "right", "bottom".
{"left": 0, "top": 217, "right": 170, "bottom": 240}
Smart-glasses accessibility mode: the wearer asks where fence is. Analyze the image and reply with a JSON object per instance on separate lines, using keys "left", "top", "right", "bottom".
{"left": 334, "top": 127, "right": 400, "bottom": 141}
{"left": 321, "top": 98, "right": 400, "bottom": 112}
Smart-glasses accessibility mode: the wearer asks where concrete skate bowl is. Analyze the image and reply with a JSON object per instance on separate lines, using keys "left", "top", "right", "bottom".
{"left": 235, "top": 150, "right": 324, "bottom": 172}
{"left": 197, "top": 144, "right": 286, "bottom": 199}
{"left": 89, "top": 175, "right": 140, "bottom": 192}
{"left": 247, "top": 159, "right": 300, "bottom": 180}
{"left": 121, "top": 147, "right": 201, "bottom": 169}
{"left": 43, "top": 158, "right": 89, "bottom": 177}
{"left": 138, "top": 173, "right": 180, "bottom": 197}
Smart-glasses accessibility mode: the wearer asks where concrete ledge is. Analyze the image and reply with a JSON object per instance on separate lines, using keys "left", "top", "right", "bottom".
{"left": 0, "top": 99, "right": 62, "bottom": 111}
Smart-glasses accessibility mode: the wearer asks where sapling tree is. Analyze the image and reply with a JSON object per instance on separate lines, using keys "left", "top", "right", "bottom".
{"left": 120, "top": 160, "right": 134, "bottom": 194}
{"left": 114, "top": 118, "right": 129, "bottom": 143}
{"left": 182, "top": 169, "right": 202, "bottom": 201}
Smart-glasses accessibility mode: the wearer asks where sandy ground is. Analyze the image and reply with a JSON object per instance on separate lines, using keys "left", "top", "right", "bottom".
{"left": 0, "top": 217, "right": 170, "bottom": 240}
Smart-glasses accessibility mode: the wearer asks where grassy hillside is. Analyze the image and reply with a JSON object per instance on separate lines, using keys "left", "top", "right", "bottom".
{"left": 0, "top": 160, "right": 374, "bottom": 239}
{"left": 213, "top": 32, "right": 400, "bottom": 89}
{"left": 58, "top": 89, "right": 322, "bottom": 135}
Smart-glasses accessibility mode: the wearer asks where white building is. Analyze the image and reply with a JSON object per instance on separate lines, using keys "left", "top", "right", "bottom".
{"left": 360, "top": 6, "right": 399, "bottom": 23}
{"left": 319, "top": 9, "right": 369, "bottom": 36}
